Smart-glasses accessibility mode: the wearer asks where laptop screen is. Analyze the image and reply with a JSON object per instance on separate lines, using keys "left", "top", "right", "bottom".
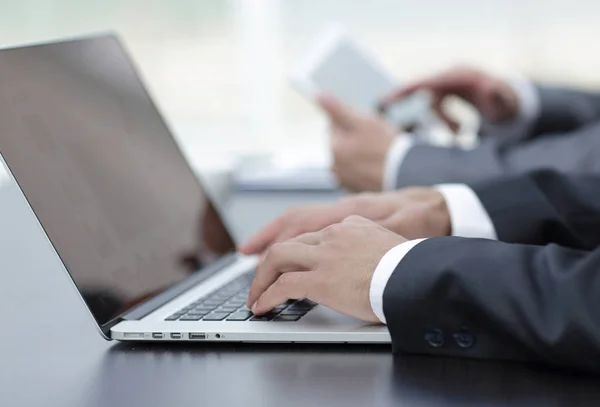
{"left": 0, "top": 35, "right": 236, "bottom": 328}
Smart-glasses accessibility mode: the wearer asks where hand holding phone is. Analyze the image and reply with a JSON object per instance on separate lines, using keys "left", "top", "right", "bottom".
{"left": 289, "top": 24, "right": 433, "bottom": 130}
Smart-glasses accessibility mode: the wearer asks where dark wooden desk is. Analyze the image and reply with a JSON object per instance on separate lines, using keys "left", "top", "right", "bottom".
{"left": 1, "top": 181, "right": 599, "bottom": 407}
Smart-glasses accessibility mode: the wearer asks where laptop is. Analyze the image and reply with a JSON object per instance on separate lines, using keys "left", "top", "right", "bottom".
{"left": 0, "top": 34, "right": 390, "bottom": 343}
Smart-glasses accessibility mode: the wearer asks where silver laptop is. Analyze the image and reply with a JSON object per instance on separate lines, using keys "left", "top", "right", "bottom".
{"left": 0, "top": 34, "right": 389, "bottom": 343}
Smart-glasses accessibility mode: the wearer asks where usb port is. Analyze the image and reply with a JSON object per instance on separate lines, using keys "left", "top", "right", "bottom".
{"left": 189, "top": 333, "right": 206, "bottom": 340}
{"left": 152, "top": 333, "right": 163, "bottom": 339}
{"left": 123, "top": 332, "right": 145, "bottom": 339}
{"left": 170, "top": 333, "right": 182, "bottom": 339}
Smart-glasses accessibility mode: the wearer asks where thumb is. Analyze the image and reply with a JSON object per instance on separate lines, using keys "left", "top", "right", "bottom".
{"left": 317, "top": 94, "right": 358, "bottom": 130}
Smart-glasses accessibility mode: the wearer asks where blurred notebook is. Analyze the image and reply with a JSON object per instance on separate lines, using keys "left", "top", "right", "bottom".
{"left": 233, "top": 153, "right": 338, "bottom": 192}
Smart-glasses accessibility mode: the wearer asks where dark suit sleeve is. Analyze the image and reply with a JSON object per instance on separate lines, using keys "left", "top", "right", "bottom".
{"left": 395, "top": 124, "right": 600, "bottom": 188}
{"left": 530, "top": 85, "right": 600, "bottom": 138}
{"left": 470, "top": 170, "right": 600, "bottom": 249}
{"left": 383, "top": 237, "right": 600, "bottom": 372}
{"left": 480, "top": 85, "right": 600, "bottom": 143}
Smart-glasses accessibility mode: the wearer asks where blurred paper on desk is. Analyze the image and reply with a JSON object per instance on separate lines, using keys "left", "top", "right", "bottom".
{"left": 233, "top": 152, "right": 338, "bottom": 192}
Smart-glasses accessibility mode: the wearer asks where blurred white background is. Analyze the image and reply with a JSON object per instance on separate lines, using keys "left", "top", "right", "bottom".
{"left": 0, "top": 0, "right": 599, "bottom": 174}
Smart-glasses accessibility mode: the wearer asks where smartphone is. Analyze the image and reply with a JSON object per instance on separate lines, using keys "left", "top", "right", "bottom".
{"left": 288, "top": 23, "right": 432, "bottom": 129}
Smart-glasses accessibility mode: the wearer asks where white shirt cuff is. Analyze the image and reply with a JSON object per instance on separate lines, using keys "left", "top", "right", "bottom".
{"left": 382, "top": 135, "right": 414, "bottom": 191}
{"left": 434, "top": 184, "right": 497, "bottom": 240}
{"left": 369, "top": 238, "right": 427, "bottom": 324}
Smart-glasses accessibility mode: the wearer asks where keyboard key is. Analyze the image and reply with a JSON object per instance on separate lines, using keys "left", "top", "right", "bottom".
{"left": 250, "top": 316, "right": 273, "bottom": 322}
{"left": 204, "top": 300, "right": 225, "bottom": 306}
{"left": 194, "top": 309, "right": 216, "bottom": 315}
{"left": 219, "top": 303, "right": 244, "bottom": 311}
{"left": 280, "top": 310, "right": 306, "bottom": 316}
{"left": 193, "top": 303, "right": 211, "bottom": 308}
{"left": 187, "top": 311, "right": 209, "bottom": 317}
{"left": 223, "top": 305, "right": 244, "bottom": 312}
{"left": 217, "top": 306, "right": 240, "bottom": 313}
{"left": 223, "top": 300, "right": 245, "bottom": 307}
{"left": 201, "top": 304, "right": 223, "bottom": 311}
{"left": 288, "top": 304, "right": 313, "bottom": 311}
{"left": 226, "top": 311, "right": 253, "bottom": 321}
{"left": 273, "top": 315, "right": 301, "bottom": 322}
{"left": 272, "top": 304, "right": 288, "bottom": 312}
{"left": 293, "top": 299, "right": 316, "bottom": 307}
{"left": 202, "top": 312, "right": 230, "bottom": 321}
{"left": 194, "top": 305, "right": 216, "bottom": 312}
{"left": 180, "top": 315, "right": 203, "bottom": 321}
{"left": 165, "top": 315, "right": 181, "bottom": 321}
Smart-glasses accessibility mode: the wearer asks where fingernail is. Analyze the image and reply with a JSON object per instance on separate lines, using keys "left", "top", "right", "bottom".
{"left": 251, "top": 302, "right": 258, "bottom": 313}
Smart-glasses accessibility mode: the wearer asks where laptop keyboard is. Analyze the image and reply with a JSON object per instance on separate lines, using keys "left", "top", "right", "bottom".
{"left": 165, "top": 273, "right": 317, "bottom": 322}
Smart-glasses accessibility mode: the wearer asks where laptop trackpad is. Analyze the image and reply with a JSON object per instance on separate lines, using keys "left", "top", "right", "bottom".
{"left": 301, "top": 305, "right": 379, "bottom": 327}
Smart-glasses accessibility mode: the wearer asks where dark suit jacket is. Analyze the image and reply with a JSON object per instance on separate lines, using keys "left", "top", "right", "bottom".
{"left": 395, "top": 86, "right": 600, "bottom": 187}
{"left": 383, "top": 170, "right": 600, "bottom": 372}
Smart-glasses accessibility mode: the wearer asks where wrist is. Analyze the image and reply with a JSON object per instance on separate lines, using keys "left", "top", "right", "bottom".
{"left": 431, "top": 190, "right": 452, "bottom": 236}
{"left": 384, "top": 188, "right": 452, "bottom": 238}
{"left": 488, "top": 78, "right": 519, "bottom": 123}
{"left": 374, "top": 133, "right": 395, "bottom": 191}
{"left": 434, "top": 183, "right": 498, "bottom": 239}
{"left": 473, "top": 72, "right": 519, "bottom": 123}
{"left": 496, "top": 80, "right": 519, "bottom": 122}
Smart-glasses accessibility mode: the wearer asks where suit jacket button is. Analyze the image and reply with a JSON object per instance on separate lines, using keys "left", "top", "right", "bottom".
{"left": 453, "top": 328, "right": 475, "bottom": 349}
{"left": 424, "top": 329, "right": 444, "bottom": 348}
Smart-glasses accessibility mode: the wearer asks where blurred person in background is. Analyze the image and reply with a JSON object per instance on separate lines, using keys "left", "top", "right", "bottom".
{"left": 323, "top": 66, "right": 600, "bottom": 192}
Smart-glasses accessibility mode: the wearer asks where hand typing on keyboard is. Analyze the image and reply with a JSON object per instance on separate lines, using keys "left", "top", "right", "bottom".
{"left": 247, "top": 216, "right": 406, "bottom": 323}
{"left": 165, "top": 273, "right": 317, "bottom": 322}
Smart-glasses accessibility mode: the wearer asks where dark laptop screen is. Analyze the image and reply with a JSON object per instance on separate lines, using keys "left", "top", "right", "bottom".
{"left": 0, "top": 35, "right": 236, "bottom": 327}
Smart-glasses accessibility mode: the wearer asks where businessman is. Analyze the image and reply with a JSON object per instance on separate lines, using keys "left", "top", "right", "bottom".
{"left": 325, "top": 66, "right": 600, "bottom": 191}
{"left": 242, "top": 170, "right": 600, "bottom": 372}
